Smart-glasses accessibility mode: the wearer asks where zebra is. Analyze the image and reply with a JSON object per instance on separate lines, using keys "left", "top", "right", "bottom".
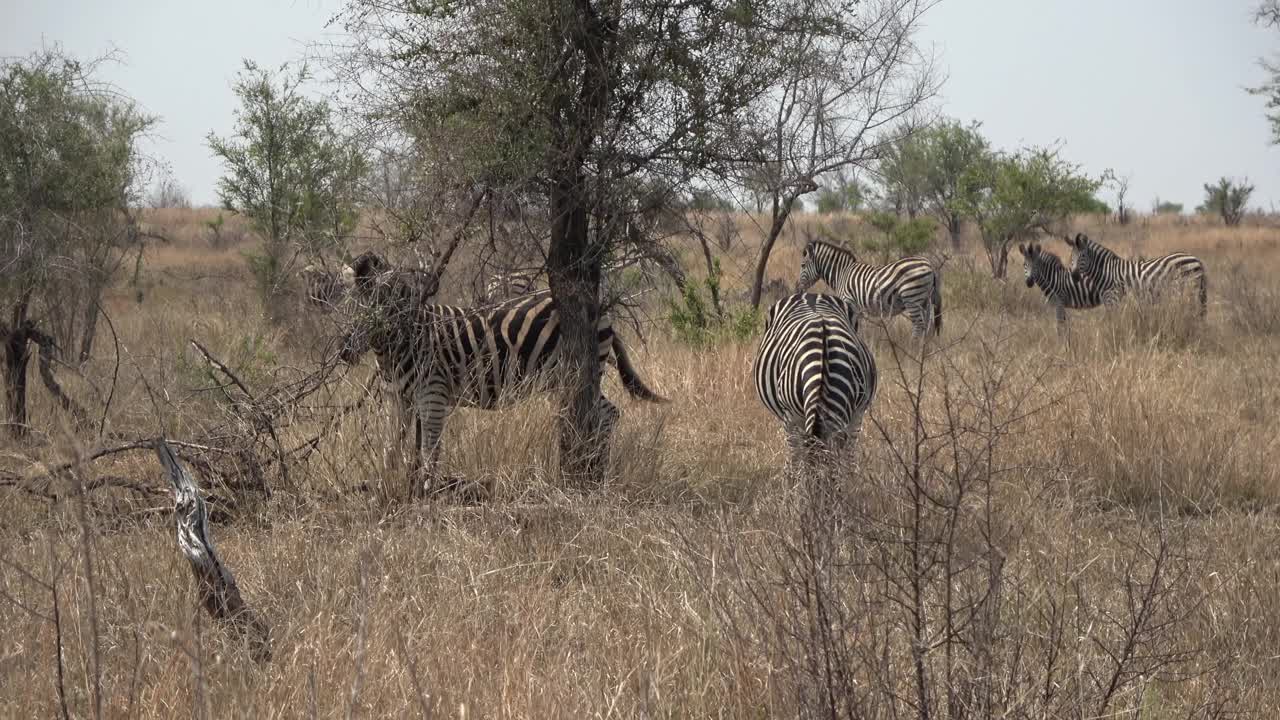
{"left": 300, "top": 264, "right": 345, "bottom": 308}
{"left": 795, "top": 238, "right": 942, "bottom": 337}
{"left": 338, "top": 252, "right": 664, "bottom": 499}
{"left": 1064, "top": 233, "right": 1207, "bottom": 317}
{"left": 482, "top": 269, "right": 543, "bottom": 303}
{"left": 1017, "top": 242, "right": 1104, "bottom": 327}
{"left": 754, "top": 293, "right": 878, "bottom": 465}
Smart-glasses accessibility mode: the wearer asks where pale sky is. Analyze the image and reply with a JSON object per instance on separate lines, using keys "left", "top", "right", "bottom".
{"left": 4, "top": 0, "right": 1279, "bottom": 211}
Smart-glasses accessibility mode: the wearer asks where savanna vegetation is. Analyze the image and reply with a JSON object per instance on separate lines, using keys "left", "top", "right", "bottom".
{"left": 5, "top": 0, "right": 1280, "bottom": 716}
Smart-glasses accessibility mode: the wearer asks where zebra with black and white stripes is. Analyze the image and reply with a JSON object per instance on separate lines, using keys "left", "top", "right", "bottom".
{"left": 754, "top": 293, "right": 878, "bottom": 464}
{"left": 1018, "top": 241, "right": 1104, "bottom": 327}
{"left": 338, "top": 252, "right": 664, "bottom": 498}
{"left": 796, "top": 238, "right": 942, "bottom": 337}
{"left": 1065, "top": 233, "right": 1207, "bottom": 317}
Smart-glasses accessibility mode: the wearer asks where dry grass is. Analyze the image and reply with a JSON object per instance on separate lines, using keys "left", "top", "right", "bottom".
{"left": 3, "top": 209, "right": 1280, "bottom": 716}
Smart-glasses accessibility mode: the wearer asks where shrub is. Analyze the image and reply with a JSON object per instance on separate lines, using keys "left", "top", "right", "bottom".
{"left": 668, "top": 261, "right": 760, "bottom": 346}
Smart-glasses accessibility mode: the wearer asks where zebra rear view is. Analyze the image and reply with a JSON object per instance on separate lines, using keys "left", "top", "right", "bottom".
{"left": 338, "top": 252, "right": 664, "bottom": 500}
{"left": 796, "top": 238, "right": 942, "bottom": 337}
{"left": 754, "top": 293, "right": 878, "bottom": 466}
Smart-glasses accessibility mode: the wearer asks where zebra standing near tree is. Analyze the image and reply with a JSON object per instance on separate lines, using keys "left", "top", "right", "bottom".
{"left": 1018, "top": 242, "right": 1105, "bottom": 328}
{"left": 1064, "top": 233, "right": 1207, "bottom": 317}
{"left": 338, "top": 252, "right": 665, "bottom": 499}
{"left": 754, "top": 292, "right": 878, "bottom": 466}
{"left": 795, "top": 238, "right": 942, "bottom": 337}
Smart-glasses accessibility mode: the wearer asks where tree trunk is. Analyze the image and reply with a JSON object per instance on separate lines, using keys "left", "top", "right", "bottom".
{"left": 986, "top": 239, "right": 1010, "bottom": 279}
{"left": 947, "top": 215, "right": 962, "bottom": 250}
{"left": 548, "top": 174, "right": 607, "bottom": 488}
{"left": 3, "top": 319, "right": 32, "bottom": 439}
{"left": 749, "top": 193, "right": 799, "bottom": 309}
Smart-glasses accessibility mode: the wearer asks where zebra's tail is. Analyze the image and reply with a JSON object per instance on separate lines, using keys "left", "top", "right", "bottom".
{"left": 1198, "top": 267, "right": 1207, "bottom": 319}
{"left": 931, "top": 269, "right": 943, "bottom": 335}
{"left": 802, "top": 319, "right": 832, "bottom": 442}
{"left": 611, "top": 335, "right": 666, "bottom": 402}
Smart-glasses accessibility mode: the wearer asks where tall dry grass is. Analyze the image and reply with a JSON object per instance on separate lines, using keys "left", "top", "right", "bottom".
{"left": 2, "top": 209, "right": 1280, "bottom": 716}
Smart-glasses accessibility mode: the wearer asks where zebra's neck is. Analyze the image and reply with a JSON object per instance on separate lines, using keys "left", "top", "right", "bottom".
{"left": 1035, "top": 258, "right": 1071, "bottom": 291}
{"left": 815, "top": 243, "right": 858, "bottom": 288}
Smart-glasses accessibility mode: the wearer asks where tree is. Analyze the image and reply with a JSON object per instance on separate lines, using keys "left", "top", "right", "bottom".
{"left": 1252, "top": 1, "right": 1280, "bottom": 143}
{"left": 0, "top": 50, "right": 154, "bottom": 436}
{"left": 814, "top": 171, "right": 865, "bottom": 214}
{"left": 877, "top": 124, "right": 930, "bottom": 219}
{"left": 741, "top": 0, "right": 937, "bottom": 309}
{"left": 334, "top": 0, "right": 855, "bottom": 486}
{"left": 207, "top": 61, "right": 366, "bottom": 320}
{"left": 908, "top": 119, "right": 990, "bottom": 249}
{"left": 1198, "top": 177, "right": 1254, "bottom": 226}
{"left": 1103, "top": 169, "right": 1132, "bottom": 225}
{"left": 148, "top": 168, "right": 191, "bottom": 209}
{"left": 1153, "top": 199, "right": 1183, "bottom": 215}
{"left": 960, "top": 147, "right": 1100, "bottom": 278}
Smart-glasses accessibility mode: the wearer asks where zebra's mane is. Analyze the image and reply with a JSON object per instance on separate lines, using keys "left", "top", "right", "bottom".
{"left": 1083, "top": 236, "right": 1122, "bottom": 262}
{"left": 1034, "top": 248, "right": 1066, "bottom": 269}
{"left": 809, "top": 238, "right": 854, "bottom": 259}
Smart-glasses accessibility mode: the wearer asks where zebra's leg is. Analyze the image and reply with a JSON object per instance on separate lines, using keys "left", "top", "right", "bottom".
{"left": 385, "top": 388, "right": 413, "bottom": 477}
{"left": 907, "top": 303, "right": 930, "bottom": 338}
{"left": 597, "top": 395, "right": 621, "bottom": 446}
{"left": 409, "top": 383, "right": 450, "bottom": 500}
{"left": 1055, "top": 303, "right": 1067, "bottom": 335}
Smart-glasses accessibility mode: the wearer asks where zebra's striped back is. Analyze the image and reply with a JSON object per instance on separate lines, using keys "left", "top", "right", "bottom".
{"left": 1019, "top": 242, "right": 1104, "bottom": 311}
{"left": 483, "top": 270, "right": 543, "bottom": 303}
{"left": 1065, "top": 233, "right": 1207, "bottom": 316}
{"left": 754, "top": 293, "right": 877, "bottom": 456}
{"left": 797, "top": 239, "right": 942, "bottom": 336}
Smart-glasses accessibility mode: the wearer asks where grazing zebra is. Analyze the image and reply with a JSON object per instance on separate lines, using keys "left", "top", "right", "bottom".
{"left": 1064, "top": 233, "right": 1207, "bottom": 317}
{"left": 482, "top": 269, "right": 543, "bottom": 303}
{"left": 1018, "top": 242, "right": 1104, "bottom": 326}
{"left": 339, "top": 252, "right": 664, "bottom": 498}
{"left": 796, "top": 239, "right": 942, "bottom": 336}
{"left": 300, "top": 264, "right": 345, "bottom": 308}
{"left": 754, "top": 293, "right": 878, "bottom": 465}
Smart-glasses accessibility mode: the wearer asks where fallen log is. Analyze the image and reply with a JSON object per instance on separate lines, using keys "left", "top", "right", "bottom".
{"left": 154, "top": 439, "right": 270, "bottom": 661}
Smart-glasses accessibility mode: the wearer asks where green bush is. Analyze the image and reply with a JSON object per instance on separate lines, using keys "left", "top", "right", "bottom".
{"left": 859, "top": 214, "right": 936, "bottom": 259}
{"left": 668, "top": 261, "right": 760, "bottom": 346}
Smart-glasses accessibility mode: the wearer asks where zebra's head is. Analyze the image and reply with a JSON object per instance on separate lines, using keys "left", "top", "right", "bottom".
{"left": 1065, "top": 233, "right": 1096, "bottom": 284}
{"left": 1018, "top": 243, "right": 1039, "bottom": 288}
{"left": 796, "top": 240, "right": 837, "bottom": 292}
{"left": 337, "top": 252, "right": 438, "bottom": 364}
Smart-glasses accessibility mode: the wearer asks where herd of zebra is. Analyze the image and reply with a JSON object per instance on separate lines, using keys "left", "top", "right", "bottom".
{"left": 322, "top": 231, "right": 1207, "bottom": 497}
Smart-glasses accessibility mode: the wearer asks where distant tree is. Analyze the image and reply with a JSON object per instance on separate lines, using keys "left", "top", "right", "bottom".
{"left": 207, "top": 60, "right": 366, "bottom": 320}
{"left": 1153, "top": 199, "right": 1183, "bottom": 215}
{"left": 148, "top": 168, "right": 191, "bottom": 209}
{"left": 0, "top": 50, "right": 155, "bottom": 435}
{"left": 814, "top": 172, "right": 866, "bottom": 214}
{"left": 740, "top": 0, "right": 937, "bottom": 309}
{"left": 1198, "top": 177, "right": 1254, "bottom": 226}
{"left": 1102, "top": 169, "right": 1132, "bottom": 225}
{"left": 878, "top": 125, "right": 930, "bottom": 219}
{"left": 959, "top": 147, "right": 1100, "bottom": 278}
{"left": 899, "top": 119, "right": 990, "bottom": 249}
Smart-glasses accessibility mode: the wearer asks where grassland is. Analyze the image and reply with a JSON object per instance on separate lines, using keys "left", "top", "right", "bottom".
{"left": 2, "top": 210, "right": 1279, "bottom": 717}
